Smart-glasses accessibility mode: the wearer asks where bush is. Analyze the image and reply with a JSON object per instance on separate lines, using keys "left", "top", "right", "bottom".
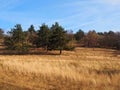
{"left": 13, "top": 43, "right": 30, "bottom": 54}
{"left": 64, "top": 46, "right": 75, "bottom": 51}
{"left": 21, "top": 43, "right": 30, "bottom": 53}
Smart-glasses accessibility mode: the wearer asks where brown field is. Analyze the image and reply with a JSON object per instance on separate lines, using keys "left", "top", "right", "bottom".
{"left": 0, "top": 47, "right": 120, "bottom": 90}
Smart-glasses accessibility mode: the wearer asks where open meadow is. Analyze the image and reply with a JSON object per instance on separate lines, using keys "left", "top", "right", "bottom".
{"left": 0, "top": 47, "right": 120, "bottom": 90}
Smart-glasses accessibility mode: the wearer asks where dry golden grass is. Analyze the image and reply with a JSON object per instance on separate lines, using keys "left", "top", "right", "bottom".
{"left": 0, "top": 47, "right": 120, "bottom": 90}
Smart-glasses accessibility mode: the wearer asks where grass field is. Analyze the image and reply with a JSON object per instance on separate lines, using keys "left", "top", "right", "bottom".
{"left": 0, "top": 47, "right": 120, "bottom": 90}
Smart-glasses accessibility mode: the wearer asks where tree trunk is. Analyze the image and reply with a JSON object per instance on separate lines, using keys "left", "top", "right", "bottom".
{"left": 45, "top": 45, "right": 48, "bottom": 53}
{"left": 60, "top": 49, "right": 62, "bottom": 55}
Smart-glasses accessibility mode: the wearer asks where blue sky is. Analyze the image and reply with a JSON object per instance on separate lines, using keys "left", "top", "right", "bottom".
{"left": 0, "top": 0, "right": 120, "bottom": 33}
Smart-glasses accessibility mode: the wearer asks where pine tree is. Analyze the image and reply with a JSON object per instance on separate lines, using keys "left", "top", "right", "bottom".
{"left": 49, "top": 22, "right": 67, "bottom": 54}
{"left": 27, "top": 25, "right": 36, "bottom": 46}
{"left": 75, "top": 29, "right": 84, "bottom": 41}
{"left": 36, "top": 23, "right": 50, "bottom": 51}
{"left": 4, "top": 24, "right": 30, "bottom": 54}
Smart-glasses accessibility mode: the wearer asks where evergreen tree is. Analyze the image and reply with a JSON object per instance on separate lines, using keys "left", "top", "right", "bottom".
{"left": 75, "top": 29, "right": 84, "bottom": 41}
{"left": 49, "top": 22, "right": 67, "bottom": 54}
{"left": 4, "top": 24, "right": 30, "bottom": 54}
{"left": 36, "top": 23, "right": 50, "bottom": 51}
{"left": 0, "top": 28, "right": 4, "bottom": 39}
{"left": 27, "top": 25, "right": 36, "bottom": 46}
{"left": 0, "top": 28, "right": 4, "bottom": 43}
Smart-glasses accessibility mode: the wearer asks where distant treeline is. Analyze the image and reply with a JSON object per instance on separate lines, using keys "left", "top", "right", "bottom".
{"left": 0, "top": 22, "right": 120, "bottom": 54}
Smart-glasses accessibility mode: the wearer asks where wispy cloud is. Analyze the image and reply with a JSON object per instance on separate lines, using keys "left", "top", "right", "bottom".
{"left": 50, "top": 0, "right": 120, "bottom": 32}
{"left": 0, "top": 0, "right": 119, "bottom": 32}
{"left": 99, "top": 0, "right": 120, "bottom": 5}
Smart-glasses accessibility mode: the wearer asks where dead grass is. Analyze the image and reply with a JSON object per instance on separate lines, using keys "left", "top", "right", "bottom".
{"left": 0, "top": 47, "right": 120, "bottom": 90}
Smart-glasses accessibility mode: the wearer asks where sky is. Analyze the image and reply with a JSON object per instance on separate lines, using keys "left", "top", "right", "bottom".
{"left": 0, "top": 0, "right": 120, "bottom": 33}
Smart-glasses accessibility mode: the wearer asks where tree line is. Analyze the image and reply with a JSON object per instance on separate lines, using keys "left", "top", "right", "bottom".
{"left": 0, "top": 22, "right": 120, "bottom": 54}
{"left": 75, "top": 30, "right": 120, "bottom": 50}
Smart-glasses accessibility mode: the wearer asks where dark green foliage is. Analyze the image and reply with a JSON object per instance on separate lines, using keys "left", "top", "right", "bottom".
{"left": 36, "top": 23, "right": 50, "bottom": 51}
{"left": 4, "top": 36, "right": 14, "bottom": 49}
{"left": 12, "top": 25, "right": 25, "bottom": 43}
{"left": 49, "top": 22, "right": 67, "bottom": 54}
{"left": 27, "top": 25, "right": 37, "bottom": 46}
{"left": 64, "top": 46, "right": 75, "bottom": 51}
{"left": 2, "top": 23, "right": 120, "bottom": 55}
{"left": 4, "top": 24, "right": 30, "bottom": 54}
{"left": 75, "top": 29, "right": 84, "bottom": 41}
{"left": 0, "top": 28, "right": 4, "bottom": 40}
{"left": 28, "top": 25, "right": 35, "bottom": 32}
{"left": 21, "top": 43, "right": 30, "bottom": 53}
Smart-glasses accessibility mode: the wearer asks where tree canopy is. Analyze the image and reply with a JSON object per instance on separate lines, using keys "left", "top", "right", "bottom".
{"left": 49, "top": 22, "right": 67, "bottom": 54}
{"left": 1, "top": 22, "right": 120, "bottom": 55}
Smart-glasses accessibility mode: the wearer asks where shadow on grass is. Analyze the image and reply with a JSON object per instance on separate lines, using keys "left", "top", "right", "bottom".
{"left": 0, "top": 82, "right": 32, "bottom": 90}
{"left": 96, "top": 47, "right": 120, "bottom": 57}
{"left": 112, "top": 50, "right": 120, "bottom": 57}
{"left": 0, "top": 49, "right": 61, "bottom": 56}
